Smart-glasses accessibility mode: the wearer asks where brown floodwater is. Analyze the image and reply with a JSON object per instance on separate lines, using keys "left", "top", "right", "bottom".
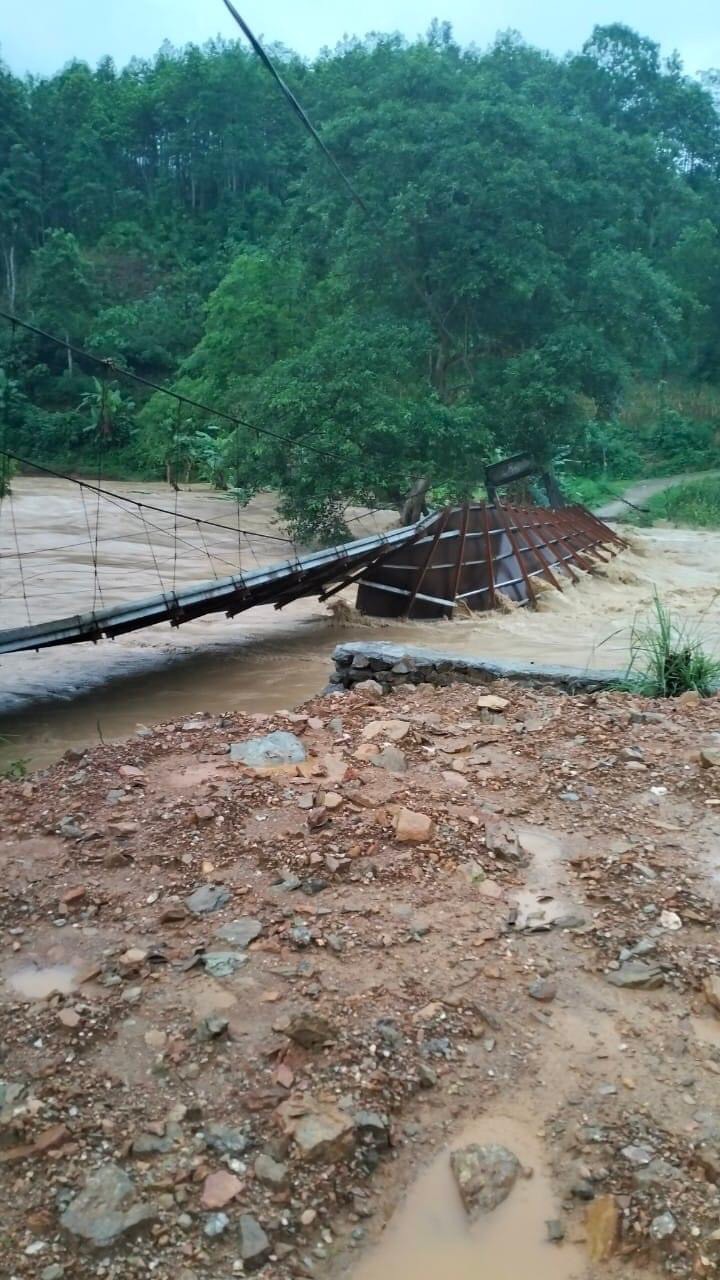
{"left": 1, "top": 477, "right": 719, "bottom": 770}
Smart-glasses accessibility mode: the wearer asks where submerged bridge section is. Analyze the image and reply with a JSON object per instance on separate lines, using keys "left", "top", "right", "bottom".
{"left": 0, "top": 496, "right": 621, "bottom": 657}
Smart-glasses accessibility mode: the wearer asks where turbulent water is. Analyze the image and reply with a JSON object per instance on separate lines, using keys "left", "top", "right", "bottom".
{"left": 1, "top": 477, "right": 719, "bottom": 769}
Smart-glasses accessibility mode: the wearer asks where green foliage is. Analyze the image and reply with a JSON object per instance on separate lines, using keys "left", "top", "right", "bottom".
{"left": 646, "top": 475, "right": 720, "bottom": 527}
{"left": 1, "top": 27, "right": 720, "bottom": 529}
{"left": 0, "top": 754, "right": 29, "bottom": 780}
{"left": 621, "top": 592, "right": 720, "bottom": 697}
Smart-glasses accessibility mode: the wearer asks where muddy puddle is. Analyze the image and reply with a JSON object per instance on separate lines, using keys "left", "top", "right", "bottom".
{"left": 2, "top": 477, "right": 720, "bottom": 770}
{"left": 352, "top": 1114, "right": 586, "bottom": 1280}
{"left": 6, "top": 962, "right": 78, "bottom": 999}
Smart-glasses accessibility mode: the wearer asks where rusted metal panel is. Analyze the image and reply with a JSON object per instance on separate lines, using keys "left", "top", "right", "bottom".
{"left": 355, "top": 501, "right": 622, "bottom": 620}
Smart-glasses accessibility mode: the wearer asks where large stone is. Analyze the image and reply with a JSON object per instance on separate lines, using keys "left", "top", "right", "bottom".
{"left": 285, "top": 1010, "right": 336, "bottom": 1049}
{"left": 476, "top": 694, "right": 509, "bottom": 712}
{"left": 201, "top": 1171, "right": 242, "bottom": 1210}
{"left": 373, "top": 746, "right": 407, "bottom": 773}
{"left": 214, "top": 918, "right": 263, "bottom": 948}
{"left": 238, "top": 1214, "right": 271, "bottom": 1270}
{"left": 230, "top": 731, "right": 306, "bottom": 768}
{"left": 606, "top": 962, "right": 665, "bottom": 990}
{"left": 449, "top": 1143, "right": 520, "bottom": 1219}
{"left": 254, "top": 1153, "right": 289, "bottom": 1188}
{"left": 394, "top": 807, "right": 435, "bottom": 844}
{"left": 60, "top": 1164, "right": 157, "bottom": 1249}
{"left": 361, "top": 719, "right": 411, "bottom": 742}
{"left": 701, "top": 748, "right": 720, "bottom": 769}
{"left": 278, "top": 1097, "right": 355, "bottom": 1164}
{"left": 185, "top": 884, "right": 230, "bottom": 915}
{"left": 202, "top": 951, "right": 247, "bottom": 978}
{"left": 586, "top": 1195, "right": 620, "bottom": 1262}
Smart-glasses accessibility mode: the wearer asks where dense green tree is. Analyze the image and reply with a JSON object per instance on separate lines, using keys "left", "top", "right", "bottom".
{"left": 0, "top": 24, "right": 719, "bottom": 525}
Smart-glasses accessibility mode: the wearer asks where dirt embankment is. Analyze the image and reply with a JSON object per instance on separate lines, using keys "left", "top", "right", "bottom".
{"left": 1, "top": 678, "right": 720, "bottom": 1280}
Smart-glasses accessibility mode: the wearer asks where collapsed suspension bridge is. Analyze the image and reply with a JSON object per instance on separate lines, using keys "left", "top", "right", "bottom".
{"left": 0, "top": 455, "right": 622, "bottom": 657}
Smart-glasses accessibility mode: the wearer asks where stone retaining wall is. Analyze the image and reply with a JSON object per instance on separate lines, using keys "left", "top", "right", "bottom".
{"left": 331, "top": 641, "right": 624, "bottom": 694}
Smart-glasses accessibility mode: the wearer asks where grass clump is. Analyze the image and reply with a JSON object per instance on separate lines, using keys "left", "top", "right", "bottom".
{"left": 647, "top": 474, "right": 720, "bottom": 528}
{"left": 621, "top": 592, "right": 720, "bottom": 698}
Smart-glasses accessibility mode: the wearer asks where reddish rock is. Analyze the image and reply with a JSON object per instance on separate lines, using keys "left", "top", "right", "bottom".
{"left": 394, "top": 807, "right": 434, "bottom": 844}
{"left": 201, "top": 1171, "right": 243, "bottom": 1210}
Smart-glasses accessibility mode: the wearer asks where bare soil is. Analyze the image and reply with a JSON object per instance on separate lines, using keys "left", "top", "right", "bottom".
{"left": 2, "top": 678, "right": 720, "bottom": 1279}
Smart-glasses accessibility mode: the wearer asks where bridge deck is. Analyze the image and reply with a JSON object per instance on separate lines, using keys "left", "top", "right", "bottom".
{"left": 0, "top": 514, "right": 434, "bottom": 655}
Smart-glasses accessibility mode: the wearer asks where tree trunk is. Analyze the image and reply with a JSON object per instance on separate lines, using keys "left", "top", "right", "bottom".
{"left": 401, "top": 476, "right": 431, "bottom": 526}
{"left": 65, "top": 331, "right": 72, "bottom": 376}
{"left": 4, "top": 243, "right": 16, "bottom": 310}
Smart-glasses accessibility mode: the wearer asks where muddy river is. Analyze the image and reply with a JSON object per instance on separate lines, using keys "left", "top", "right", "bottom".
{"left": 1, "top": 477, "right": 719, "bottom": 770}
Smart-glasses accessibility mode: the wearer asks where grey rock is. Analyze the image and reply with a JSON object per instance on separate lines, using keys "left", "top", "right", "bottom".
{"left": 607, "top": 962, "right": 665, "bottom": 990}
{"left": 230, "top": 731, "right": 306, "bottom": 768}
{"left": 58, "top": 816, "right": 83, "bottom": 840}
{"left": 528, "top": 977, "right": 557, "bottom": 1002}
{"left": 204, "top": 1212, "right": 230, "bottom": 1238}
{"left": 214, "top": 918, "right": 263, "bottom": 949}
{"left": 449, "top": 1143, "right": 521, "bottom": 1219}
{"left": 290, "top": 925, "right": 313, "bottom": 948}
{"left": 621, "top": 1144, "right": 655, "bottom": 1166}
{"left": 546, "top": 1219, "right": 565, "bottom": 1242}
{"left": 327, "top": 933, "right": 346, "bottom": 954}
{"left": 254, "top": 1153, "right": 288, "bottom": 1188}
{"left": 238, "top": 1214, "right": 271, "bottom": 1269}
{"left": 301, "top": 878, "right": 329, "bottom": 897}
{"left": 196, "top": 1015, "right": 229, "bottom": 1041}
{"left": 354, "top": 678, "right": 384, "bottom": 700}
{"left": 185, "top": 884, "right": 230, "bottom": 915}
{"left": 205, "top": 1124, "right": 248, "bottom": 1155}
{"left": 131, "top": 1131, "right": 173, "bottom": 1156}
{"left": 376, "top": 1018, "right": 403, "bottom": 1050}
{"left": 372, "top": 746, "right": 407, "bottom": 773}
{"left": 619, "top": 938, "right": 657, "bottom": 963}
{"left": 41, "top": 1268, "right": 64, "bottom": 1280}
{"left": 354, "top": 1111, "right": 390, "bottom": 1150}
{"left": 202, "top": 951, "right": 248, "bottom": 978}
{"left": 650, "top": 1211, "right": 677, "bottom": 1243}
{"left": 60, "top": 1163, "right": 157, "bottom": 1249}
{"left": 418, "top": 1063, "right": 437, "bottom": 1089}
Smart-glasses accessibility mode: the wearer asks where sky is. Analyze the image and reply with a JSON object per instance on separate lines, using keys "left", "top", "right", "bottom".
{"left": 2, "top": 0, "right": 719, "bottom": 79}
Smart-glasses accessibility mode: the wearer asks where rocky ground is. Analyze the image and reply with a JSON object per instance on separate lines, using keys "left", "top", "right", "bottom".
{"left": 1, "top": 675, "right": 720, "bottom": 1280}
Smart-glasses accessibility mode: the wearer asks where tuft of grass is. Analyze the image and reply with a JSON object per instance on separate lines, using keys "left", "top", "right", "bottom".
{"left": 620, "top": 592, "right": 720, "bottom": 698}
{"left": 646, "top": 474, "right": 720, "bottom": 528}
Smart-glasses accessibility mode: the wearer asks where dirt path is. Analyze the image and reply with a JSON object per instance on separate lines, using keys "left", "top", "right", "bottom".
{"left": 594, "top": 471, "right": 719, "bottom": 519}
{"left": 1, "top": 678, "right": 719, "bottom": 1279}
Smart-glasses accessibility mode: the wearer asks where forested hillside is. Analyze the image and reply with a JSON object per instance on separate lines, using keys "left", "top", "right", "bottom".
{"left": 2, "top": 23, "right": 720, "bottom": 536}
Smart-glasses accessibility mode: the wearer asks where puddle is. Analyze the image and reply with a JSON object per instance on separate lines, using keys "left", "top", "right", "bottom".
{"left": 6, "top": 962, "right": 78, "bottom": 999}
{"left": 511, "top": 827, "right": 578, "bottom": 928}
{"left": 510, "top": 888, "right": 571, "bottom": 930}
{"left": 352, "top": 1115, "right": 586, "bottom": 1280}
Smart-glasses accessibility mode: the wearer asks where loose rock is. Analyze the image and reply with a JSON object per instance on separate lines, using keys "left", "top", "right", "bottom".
{"left": 449, "top": 1143, "right": 521, "bottom": 1219}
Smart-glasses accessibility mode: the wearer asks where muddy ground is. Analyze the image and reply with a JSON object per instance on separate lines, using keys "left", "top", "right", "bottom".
{"left": 2, "top": 676, "right": 720, "bottom": 1279}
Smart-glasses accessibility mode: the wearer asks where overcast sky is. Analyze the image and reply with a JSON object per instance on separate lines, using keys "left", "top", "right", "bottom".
{"left": 2, "top": 0, "right": 719, "bottom": 79}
